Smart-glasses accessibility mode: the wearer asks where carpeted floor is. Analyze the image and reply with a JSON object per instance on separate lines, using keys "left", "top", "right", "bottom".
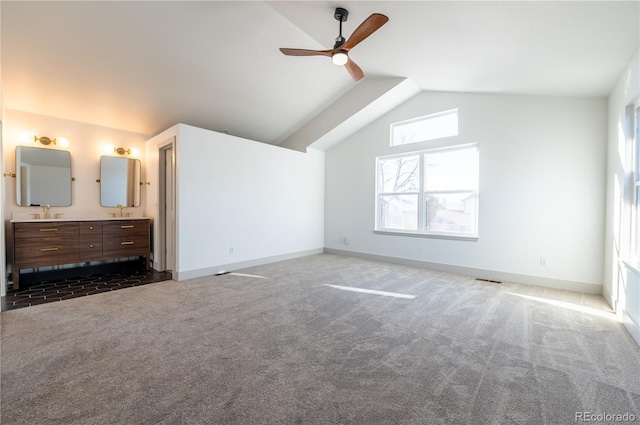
{"left": 1, "top": 254, "right": 639, "bottom": 424}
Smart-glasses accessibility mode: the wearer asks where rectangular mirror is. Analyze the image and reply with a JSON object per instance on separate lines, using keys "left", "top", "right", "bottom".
{"left": 100, "top": 156, "right": 141, "bottom": 207}
{"left": 16, "top": 146, "right": 72, "bottom": 207}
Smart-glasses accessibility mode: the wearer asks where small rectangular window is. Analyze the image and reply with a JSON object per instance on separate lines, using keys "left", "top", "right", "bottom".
{"left": 390, "top": 109, "right": 458, "bottom": 146}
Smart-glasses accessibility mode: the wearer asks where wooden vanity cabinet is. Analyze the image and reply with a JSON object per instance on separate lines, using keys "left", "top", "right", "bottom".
{"left": 12, "top": 219, "right": 150, "bottom": 290}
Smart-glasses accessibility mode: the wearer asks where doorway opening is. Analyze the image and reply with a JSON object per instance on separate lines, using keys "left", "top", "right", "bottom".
{"left": 158, "top": 141, "right": 176, "bottom": 275}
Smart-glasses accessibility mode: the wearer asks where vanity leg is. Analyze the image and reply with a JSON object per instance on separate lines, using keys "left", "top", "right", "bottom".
{"left": 13, "top": 268, "right": 20, "bottom": 290}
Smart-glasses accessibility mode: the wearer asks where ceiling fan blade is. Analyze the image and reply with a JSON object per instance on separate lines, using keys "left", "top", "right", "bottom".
{"left": 342, "top": 13, "right": 389, "bottom": 51}
{"left": 345, "top": 58, "right": 365, "bottom": 82}
{"left": 279, "top": 48, "right": 333, "bottom": 57}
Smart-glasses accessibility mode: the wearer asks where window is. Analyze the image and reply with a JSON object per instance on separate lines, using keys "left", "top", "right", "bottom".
{"left": 634, "top": 105, "right": 640, "bottom": 254}
{"left": 376, "top": 144, "right": 478, "bottom": 238}
{"left": 390, "top": 109, "right": 458, "bottom": 146}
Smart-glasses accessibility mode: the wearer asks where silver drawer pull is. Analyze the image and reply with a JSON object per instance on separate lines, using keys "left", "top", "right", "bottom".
{"left": 40, "top": 247, "right": 59, "bottom": 252}
{"left": 39, "top": 228, "right": 58, "bottom": 232}
{"left": 89, "top": 244, "right": 94, "bottom": 248}
{"left": 120, "top": 225, "right": 134, "bottom": 229}
{"left": 121, "top": 241, "right": 134, "bottom": 245}
{"left": 89, "top": 226, "right": 93, "bottom": 230}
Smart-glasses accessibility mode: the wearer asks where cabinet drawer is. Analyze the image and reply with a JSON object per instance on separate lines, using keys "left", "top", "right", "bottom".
{"left": 103, "top": 220, "right": 148, "bottom": 236}
{"left": 80, "top": 222, "right": 103, "bottom": 235}
{"left": 79, "top": 236, "right": 103, "bottom": 259}
{"left": 79, "top": 243, "right": 103, "bottom": 259}
{"left": 103, "top": 235, "right": 149, "bottom": 256}
{"left": 14, "top": 222, "right": 79, "bottom": 239}
{"left": 15, "top": 237, "right": 79, "bottom": 264}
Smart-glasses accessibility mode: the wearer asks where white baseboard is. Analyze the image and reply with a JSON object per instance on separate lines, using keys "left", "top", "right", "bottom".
{"left": 623, "top": 312, "right": 640, "bottom": 346}
{"left": 602, "top": 284, "right": 616, "bottom": 311}
{"left": 174, "top": 248, "right": 324, "bottom": 281}
{"left": 324, "top": 248, "right": 602, "bottom": 294}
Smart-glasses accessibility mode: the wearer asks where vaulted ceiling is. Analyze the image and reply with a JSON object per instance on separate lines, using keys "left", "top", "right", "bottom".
{"left": 2, "top": 1, "right": 638, "bottom": 145}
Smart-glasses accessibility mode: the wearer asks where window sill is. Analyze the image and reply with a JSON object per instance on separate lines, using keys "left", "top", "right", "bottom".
{"left": 621, "top": 258, "right": 640, "bottom": 275}
{"left": 374, "top": 230, "right": 479, "bottom": 241}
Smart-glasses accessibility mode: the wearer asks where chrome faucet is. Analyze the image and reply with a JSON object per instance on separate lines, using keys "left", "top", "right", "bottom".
{"left": 117, "top": 204, "right": 124, "bottom": 217}
{"left": 44, "top": 204, "right": 51, "bottom": 219}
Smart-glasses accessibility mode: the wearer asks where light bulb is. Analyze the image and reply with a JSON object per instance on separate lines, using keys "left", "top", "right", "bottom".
{"left": 332, "top": 51, "right": 348, "bottom": 66}
{"left": 57, "top": 137, "right": 70, "bottom": 147}
{"left": 19, "top": 132, "right": 35, "bottom": 143}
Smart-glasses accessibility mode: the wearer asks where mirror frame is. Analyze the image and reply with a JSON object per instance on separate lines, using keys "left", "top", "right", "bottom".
{"left": 99, "top": 155, "right": 141, "bottom": 207}
{"left": 15, "top": 146, "right": 72, "bottom": 207}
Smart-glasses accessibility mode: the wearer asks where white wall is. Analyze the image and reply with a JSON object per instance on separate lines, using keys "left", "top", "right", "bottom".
{"left": 325, "top": 91, "right": 607, "bottom": 293}
{"left": 1, "top": 3, "right": 5, "bottom": 299}
{"left": 0, "top": 118, "right": 4, "bottom": 298}
{"left": 604, "top": 49, "right": 640, "bottom": 345}
{"left": 146, "top": 124, "right": 325, "bottom": 280}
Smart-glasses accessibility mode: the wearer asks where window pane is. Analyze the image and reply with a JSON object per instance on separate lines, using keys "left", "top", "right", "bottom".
{"left": 424, "top": 147, "right": 477, "bottom": 191}
{"left": 391, "top": 109, "right": 458, "bottom": 146}
{"left": 636, "top": 185, "right": 640, "bottom": 253}
{"left": 379, "top": 194, "right": 418, "bottom": 230}
{"left": 425, "top": 193, "right": 476, "bottom": 234}
{"left": 378, "top": 156, "right": 419, "bottom": 193}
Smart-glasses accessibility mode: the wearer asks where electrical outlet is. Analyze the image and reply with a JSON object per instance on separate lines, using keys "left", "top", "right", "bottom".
{"left": 343, "top": 237, "right": 350, "bottom": 245}
{"left": 540, "top": 256, "right": 549, "bottom": 266}
{"left": 229, "top": 247, "right": 234, "bottom": 254}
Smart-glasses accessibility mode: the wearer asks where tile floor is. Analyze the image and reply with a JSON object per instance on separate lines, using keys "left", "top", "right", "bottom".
{"left": 1, "top": 268, "right": 172, "bottom": 311}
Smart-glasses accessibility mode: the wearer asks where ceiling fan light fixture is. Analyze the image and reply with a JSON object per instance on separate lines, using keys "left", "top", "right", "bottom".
{"left": 332, "top": 51, "right": 348, "bottom": 66}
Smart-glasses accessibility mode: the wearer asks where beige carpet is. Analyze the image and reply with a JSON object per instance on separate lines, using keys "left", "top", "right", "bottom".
{"left": 1, "top": 254, "right": 639, "bottom": 424}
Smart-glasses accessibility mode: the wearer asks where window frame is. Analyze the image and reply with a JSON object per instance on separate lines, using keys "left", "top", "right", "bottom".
{"left": 633, "top": 104, "right": 640, "bottom": 256}
{"left": 390, "top": 109, "right": 459, "bottom": 147}
{"left": 375, "top": 143, "right": 479, "bottom": 240}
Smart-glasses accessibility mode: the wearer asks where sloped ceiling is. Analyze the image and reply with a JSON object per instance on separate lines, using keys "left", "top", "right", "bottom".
{"left": 2, "top": 1, "right": 638, "bottom": 145}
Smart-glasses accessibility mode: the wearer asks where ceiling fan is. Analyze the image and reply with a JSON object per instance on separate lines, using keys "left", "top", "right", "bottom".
{"left": 279, "top": 7, "right": 389, "bottom": 82}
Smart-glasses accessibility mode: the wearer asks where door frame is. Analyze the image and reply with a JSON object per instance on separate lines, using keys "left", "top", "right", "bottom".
{"left": 158, "top": 140, "right": 176, "bottom": 275}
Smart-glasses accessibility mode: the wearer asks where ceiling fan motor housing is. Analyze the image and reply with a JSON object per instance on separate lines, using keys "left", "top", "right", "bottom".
{"left": 334, "top": 7, "right": 349, "bottom": 22}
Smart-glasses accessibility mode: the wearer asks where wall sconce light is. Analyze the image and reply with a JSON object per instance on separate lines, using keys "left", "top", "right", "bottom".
{"left": 33, "top": 135, "right": 70, "bottom": 147}
{"left": 103, "top": 144, "right": 139, "bottom": 157}
{"left": 113, "top": 146, "right": 139, "bottom": 156}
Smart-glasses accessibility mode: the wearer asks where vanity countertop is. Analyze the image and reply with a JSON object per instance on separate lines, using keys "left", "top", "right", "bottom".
{"left": 10, "top": 217, "right": 151, "bottom": 223}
